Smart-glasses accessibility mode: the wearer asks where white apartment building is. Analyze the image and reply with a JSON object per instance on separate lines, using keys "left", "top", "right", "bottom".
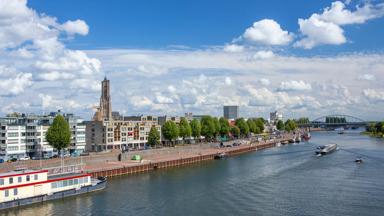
{"left": 0, "top": 112, "right": 86, "bottom": 160}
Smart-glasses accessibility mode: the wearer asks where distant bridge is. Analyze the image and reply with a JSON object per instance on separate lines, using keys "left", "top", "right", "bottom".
{"left": 298, "top": 114, "right": 370, "bottom": 128}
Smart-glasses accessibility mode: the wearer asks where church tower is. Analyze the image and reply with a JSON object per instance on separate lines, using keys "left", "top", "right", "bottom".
{"left": 93, "top": 77, "right": 112, "bottom": 121}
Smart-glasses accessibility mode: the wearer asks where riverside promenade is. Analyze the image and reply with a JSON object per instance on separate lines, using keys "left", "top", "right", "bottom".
{"left": 0, "top": 135, "right": 295, "bottom": 178}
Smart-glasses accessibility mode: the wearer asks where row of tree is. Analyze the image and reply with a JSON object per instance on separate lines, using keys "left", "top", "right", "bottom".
{"left": 276, "top": 119, "right": 297, "bottom": 132}
{"left": 153, "top": 116, "right": 266, "bottom": 146}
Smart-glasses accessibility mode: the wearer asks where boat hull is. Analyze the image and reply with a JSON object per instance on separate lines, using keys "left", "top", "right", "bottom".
{"left": 0, "top": 180, "right": 106, "bottom": 210}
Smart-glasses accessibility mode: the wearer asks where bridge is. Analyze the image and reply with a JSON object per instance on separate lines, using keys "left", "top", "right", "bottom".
{"left": 298, "top": 114, "right": 370, "bottom": 129}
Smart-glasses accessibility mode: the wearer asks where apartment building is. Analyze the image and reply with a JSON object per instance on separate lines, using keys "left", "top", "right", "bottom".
{"left": 85, "top": 115, "right": 161, "bottom": 152}
{"left": 0, "top": 112, "right": 86, "bottom": 160}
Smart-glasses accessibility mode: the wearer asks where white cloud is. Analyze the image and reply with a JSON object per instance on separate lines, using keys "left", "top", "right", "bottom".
{"left": 295, "top": 1, "right": 384, "bottom": 49}
{"left": 363, "top": 89, "right": 384, "bottom": 102}
{"left": 39, "top": 94, "right": 81, "bottom": 110}
{"left": 223, "top": 44, "right": 244, "bottom": 53}
{"left": 225, "top": 77, "right": 232, "bottom": 85}
{"left": 278, "top": 80, "right": 312, "bottom": 91}
{"left": 0, "top": 73, "right": 32, "bottom": 96}
{"left": 38, "top": 71, "right": 75, "bottom": 81}
{"left": 259, "top": 78, "right": 271, "bottom": 86}
{"left": 358, "top": 74, "right": 375, "bottom": 81}
{"left": 253, "top": 50, "right": 274, "bottom": 59}
{"left": 295, "top": 16, "right": 346, "bottom": 49}
{"left": 61, "top": 19, "right": 89, "bottom": 35}
{"left": 242, "top": 19, "right": 293, "bottom": 45}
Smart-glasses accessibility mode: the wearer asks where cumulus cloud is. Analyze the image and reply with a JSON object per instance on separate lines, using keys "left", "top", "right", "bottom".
{"left": 61, "top": 19, "right": 89, "bottom": 35}
{"left": 258, "top": 78, "right": 271, "bottom": 86}
{"left": 0, "top": 73, "right": 32, "bottom": 96}
{"left": 242, "top": 19, "right": 293, "bottom": 45}
{"left": 358, "top": 74, "right": 375, "bottom": 81}
{"left": 363, "top": 89, "right": 384, "bottom": 102}
{"left": 278, "top": 80, "right": 312, "bottom": 91}
{"left": 253, "top": 50, "right": 274, "bottom": 59}
{"left": 295, "top": 1, "right": 384, "bottom": 49}
{"left": 39, "top": 94, "right": 81, "bottom": 110}
{"left": 223, "top": 44, "right": 244, "bottom": 53}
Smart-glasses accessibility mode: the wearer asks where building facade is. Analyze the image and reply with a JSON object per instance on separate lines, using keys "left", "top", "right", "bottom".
{"left": 86, "top": 116, "right": 161, "bottom": 151}
{"left": 223, "top": 106, "right": 239, "bottom": 120}
{"left": 0, "top": 112, "right": 86, "bottom": 160}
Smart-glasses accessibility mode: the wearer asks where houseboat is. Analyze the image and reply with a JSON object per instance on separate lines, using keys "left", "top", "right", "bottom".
{"left": 0, "top": 167, "right": 106, "bottom": 210}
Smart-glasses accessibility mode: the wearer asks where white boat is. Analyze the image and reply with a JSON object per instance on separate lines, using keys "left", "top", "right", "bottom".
{"left": 315, "top": 144, "right": 337, "bottom": 155}
{"left": 0, "top": 166, "right": 106, "bottom": 210}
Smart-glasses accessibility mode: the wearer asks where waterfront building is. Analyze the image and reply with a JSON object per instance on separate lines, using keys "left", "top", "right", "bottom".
{"left": 86, "top": 78, "right": 162, "bottom": 152}
{"left": 0, "top": 112, "right": 86, "bottom": 160}
{"left": 223, "top": 106, "right": 239, "bottom": 120}
{"left": 270, "top": 111, "right": 283, "bottom": 124}
{"left": 85, "top": 116, "right": 161, "bottom": 151}
{"left": 158, "top": 116, "right": 181, "bottom": 126}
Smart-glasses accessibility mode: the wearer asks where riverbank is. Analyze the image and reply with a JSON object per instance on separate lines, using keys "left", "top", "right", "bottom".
{"left": 86, "top": 136, "right": 294, "bottom": 178}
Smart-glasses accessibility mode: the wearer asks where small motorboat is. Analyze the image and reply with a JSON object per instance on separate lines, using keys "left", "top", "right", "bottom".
{"left": 355, "top": 158, "right": 363, "bottom": 163}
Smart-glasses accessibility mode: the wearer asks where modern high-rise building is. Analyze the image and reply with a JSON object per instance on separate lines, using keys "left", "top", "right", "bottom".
{"left": 223, "top": 106, "right": 239, "bottom": 120}
{"left": 270, "top": 111, "right": 283, "bottom": 123}
{"left": 93, "top": 77, "right": 112, "bottom": 121}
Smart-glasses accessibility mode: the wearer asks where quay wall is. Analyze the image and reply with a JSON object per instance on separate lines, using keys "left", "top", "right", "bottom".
{"left": 87, "top": 140, "right": 281, "bottom": 178}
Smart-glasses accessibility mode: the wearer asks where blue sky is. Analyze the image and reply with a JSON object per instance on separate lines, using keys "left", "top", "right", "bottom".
{"left": 1, "top": 0, "right": 384, "bottom": 120}
{"left": 28, "top": 0, "right": 384, "bottom": 53}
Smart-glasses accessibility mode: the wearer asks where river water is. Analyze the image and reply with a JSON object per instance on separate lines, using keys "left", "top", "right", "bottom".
{"left": 3, "top": 130, "right": 384, "bottom": 216}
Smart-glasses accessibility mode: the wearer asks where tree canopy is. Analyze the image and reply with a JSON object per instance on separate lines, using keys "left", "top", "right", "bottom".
{"left": 148, "top": 126, "right": 160, "bottom": 147}
{"left": 190, "top": 119, "right": 201, "bottom": 138}
{"left": 235, "top": 118, "right": 249, "bottom": 137}
{"left": 230, "top": 126, "right": 240, "bottom": 138}
{"left": 201, "top": 116, "right": 216, "bottom": 140}
{"left": 219, "top": 117, "right": 230, "bottom": 137}
{"left": 284, "top": 119, "right": 297, "bottom": 132}
{"left": 179, "top": 117, "right": 192, "bottom": 139}
{"left": 213, "top": 117, "right": 221, "bottom": 137}
{"left": 46, "top": 115, "right": 71, "bottom": 153}
{"left": 162, "top": 121, "right": 179, "bottom": 144}
{"left": 276, "top": 120, "right": 285, "bottom": 131}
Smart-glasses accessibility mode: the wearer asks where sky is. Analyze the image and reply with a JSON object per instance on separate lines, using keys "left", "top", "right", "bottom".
{"left": 0, "top": 0, "right": 384, "bottom": 120}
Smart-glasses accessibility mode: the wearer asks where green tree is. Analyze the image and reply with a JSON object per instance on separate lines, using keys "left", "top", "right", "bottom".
{"left": 219, "top": 117, "right": 230, "bottom": 137}
{"left": 190, "top": 119, "right": 201, "bottom": 140}
{"left": 179, "top": 117, "right": 192, "bottom": 143}
{"left": 284, "top": 119, "right": 297, "bottom": 132}
{"left": 254, "top": 118, "right": 265, "bottom": 132}
{"left": 213, "top": 117, "right": 221, "bottom": 137}
{"left": 46, "top": 115, "right": 71, "bottom": 155}
{"left": 276, "top": 120, "right": 285, "bottom": 131}
{"left": 162, "top": 121, "right": 179, "bottom": 145}
{"left": 201, "top": 116, "right": 216, "bottom": 140}
{"left": 148, "top": 126, "right": 160, "bottom": 147}
{"left": 230, "top": 126, "right": 240, "bottom": 138}
{"left": 247, "top": 119, "right": 257, "bottom": 134}
{"left": 235, "top": 118, "right": 250, "bottom": 137}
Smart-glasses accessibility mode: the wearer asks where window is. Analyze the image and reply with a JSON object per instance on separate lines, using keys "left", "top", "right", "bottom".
{"left": 26, "top": 175, "right": 30, "bottom": 181}
{"left": 13, "top": 188, "right": 17, "bottom": 196}
{"left": 18, "top": 176, "right": 22, "bottom": 183}
{"left": 69, "top": 179, "right": 74, "bottom": 186}
{"left": 51, "top": 182, "right": 57, "bottom": 189}
{"left": 34, "top": 174, "right": 38, "bottom": 180}
{"left": 4, "top": 190, "right": 9, "bottom": 197}
{"left": 0, "top": 179, "right": 3, "bottom": 185}
{"left": 9, "top": 177, "right": 13, "bottom": 184}
{"left": 74, "top": 178, "right": 79, "bottom": 185}
{"left": 63, "top": 180, "right": 68, "bottom": 187}
{"left": 79, "top": 178, "right": 83, "bottom": 184}
{"left": 83, "top": 177, "right": 88, "bottom": 183}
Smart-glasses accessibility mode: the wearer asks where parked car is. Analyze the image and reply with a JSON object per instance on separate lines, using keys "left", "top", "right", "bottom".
{"left": 232, "top": 142, "right": 241, "bottom": 146}
{"left": 19, "top": 156, "right": 30, "bottom": 161}
{"left": 225, "top": 144, "right": 233, "bottom": 148}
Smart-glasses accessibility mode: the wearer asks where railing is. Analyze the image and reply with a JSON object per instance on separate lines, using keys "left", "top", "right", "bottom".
{"left": 47, "top": 163, "right": 85, "bottom": 176}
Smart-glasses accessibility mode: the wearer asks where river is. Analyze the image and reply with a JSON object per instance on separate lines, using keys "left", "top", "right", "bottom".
{"left": 3, "top": 130, "right": 384, "bottom": 216}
